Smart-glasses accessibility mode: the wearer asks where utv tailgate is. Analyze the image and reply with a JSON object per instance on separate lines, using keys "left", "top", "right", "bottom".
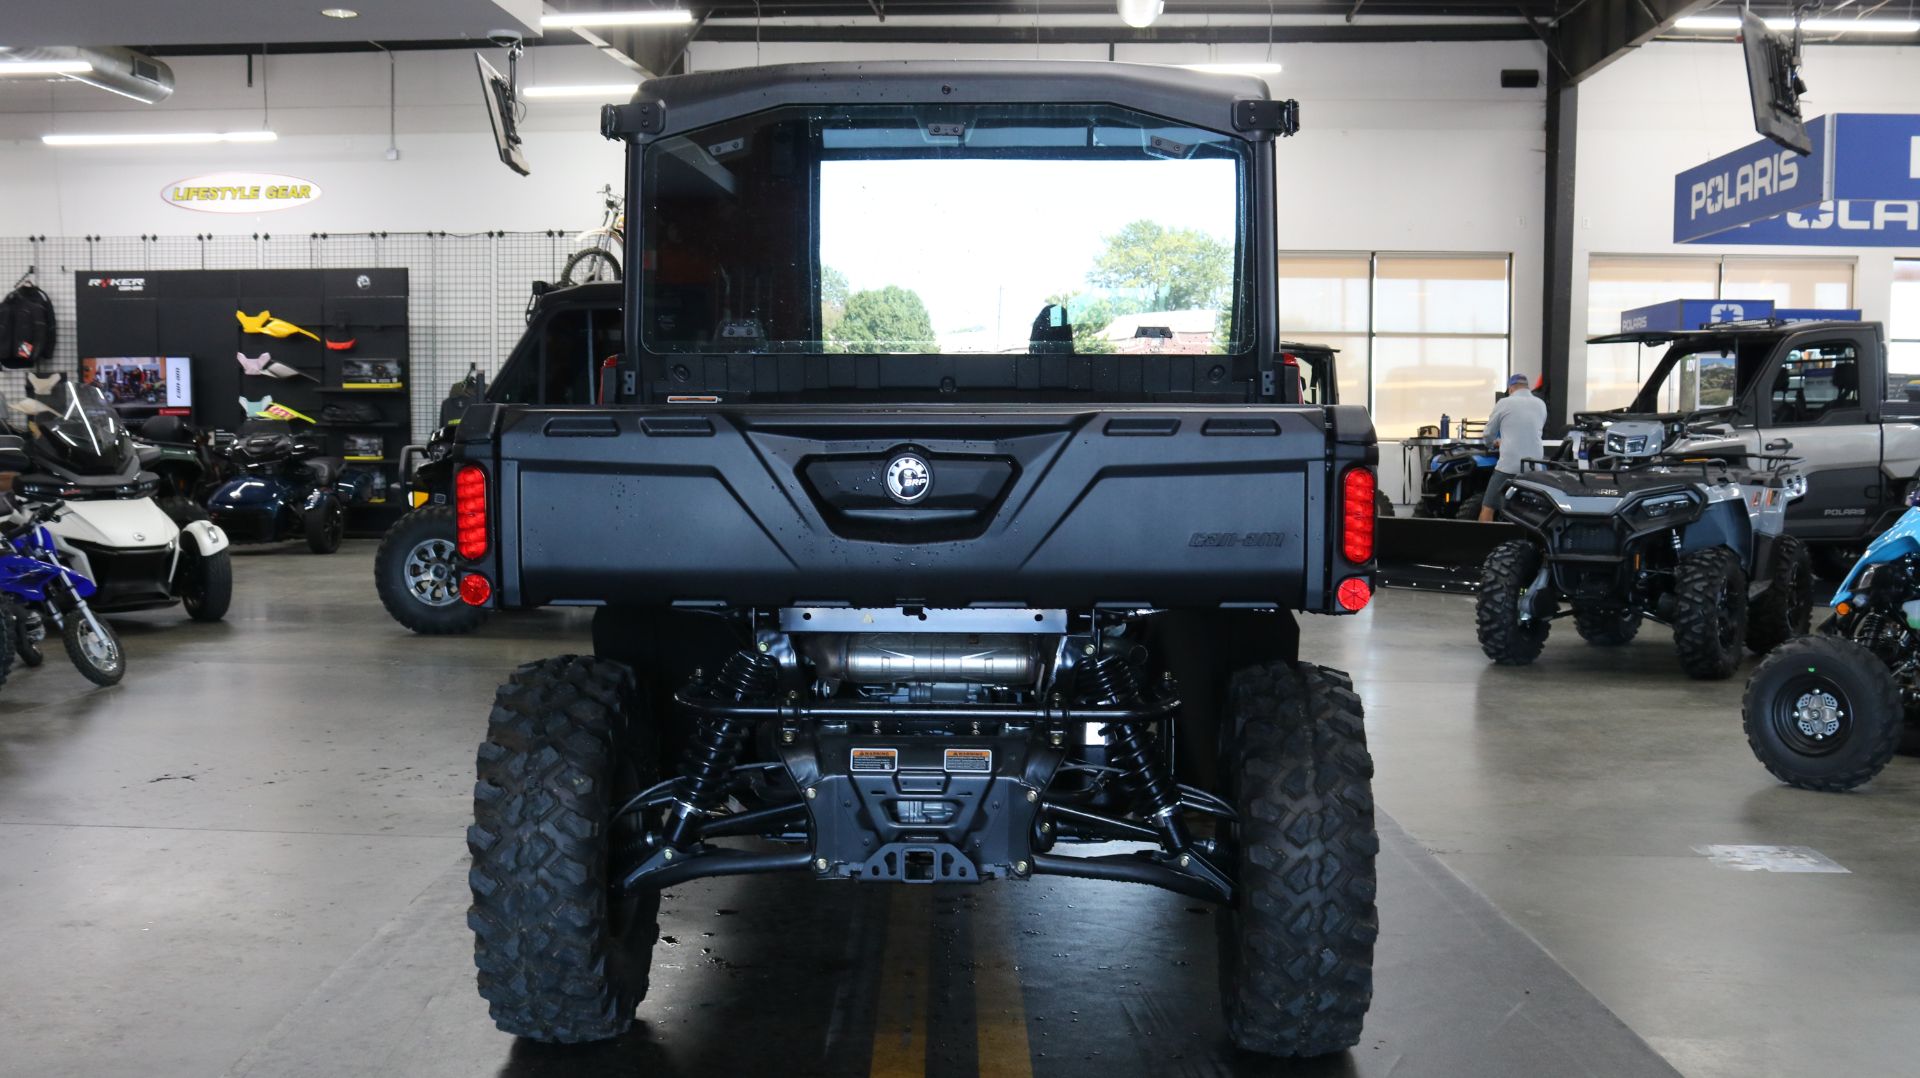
{"left": 467, "top": 406, "right": 1369, "bottom": 611}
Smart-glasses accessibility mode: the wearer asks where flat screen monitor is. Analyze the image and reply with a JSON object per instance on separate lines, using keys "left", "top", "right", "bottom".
{"left": 1742, "top": 9, "right": 1812, "bottom": 155}
{"left": 477, "top": 53, "right": 529, "bottom": 176}
{"left": 80, "top": 355, "right": 192, "bottom": 419}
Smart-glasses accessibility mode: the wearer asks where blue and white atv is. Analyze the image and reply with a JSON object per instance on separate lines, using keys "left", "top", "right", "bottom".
{"left": 1743, "top": 499, "right": 1920, "bottom": 790}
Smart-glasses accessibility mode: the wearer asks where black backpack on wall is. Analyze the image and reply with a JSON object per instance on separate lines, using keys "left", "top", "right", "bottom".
{"left": 0, "top": 281, "right": 55, "bottom": 370}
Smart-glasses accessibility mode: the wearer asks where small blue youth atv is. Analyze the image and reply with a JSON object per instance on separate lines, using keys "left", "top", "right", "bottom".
{"left": 1743, "top": 498, "right": 1920, "bottom": 790}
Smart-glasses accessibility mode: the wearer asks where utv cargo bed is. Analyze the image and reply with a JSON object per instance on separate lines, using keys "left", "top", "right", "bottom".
{"left": 462, "top": 402, "right": 1374, "bottom": 612}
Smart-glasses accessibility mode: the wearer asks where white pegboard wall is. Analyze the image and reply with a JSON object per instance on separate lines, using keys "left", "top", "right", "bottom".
{"left": 0, "top": 231, "right": 583, "bottom": 442}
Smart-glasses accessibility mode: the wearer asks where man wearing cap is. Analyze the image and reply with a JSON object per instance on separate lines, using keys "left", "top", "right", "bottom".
{"left": 1478, "top": 373, "right": 1548, "bottom": 523}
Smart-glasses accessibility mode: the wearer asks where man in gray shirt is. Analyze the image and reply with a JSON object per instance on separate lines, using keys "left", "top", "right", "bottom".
{"left": 1478, "top": 373, "right": 1548, "bottom": 522}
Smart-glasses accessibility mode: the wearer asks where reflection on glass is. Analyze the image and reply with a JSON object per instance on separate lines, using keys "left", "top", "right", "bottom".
{"left": 641, "top": 104, "right": 1248, "bottom": 357}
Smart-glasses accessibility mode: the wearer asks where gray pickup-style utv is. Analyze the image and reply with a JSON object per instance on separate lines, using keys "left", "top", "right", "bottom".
{"left": 451, "top": 61, "right": 1383, "bottom": 1060}
{"left": 1478, "top": 420, "right": 1813, "bottom": 678}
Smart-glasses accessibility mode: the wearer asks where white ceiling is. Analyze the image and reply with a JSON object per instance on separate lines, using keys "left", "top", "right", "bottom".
{"left": 1, "top": 0, "right": 540, "bottom": 48}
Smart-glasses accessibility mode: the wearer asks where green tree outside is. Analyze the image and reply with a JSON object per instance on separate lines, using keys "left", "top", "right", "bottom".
{"left": 820, "top": 265, "right": 850, "bottom": 338}
{"left": 1088, "top": 220, "right": 1233, "bottom": 312}
{"left": 829, "top": 285, "right": 939, "bottom": 353}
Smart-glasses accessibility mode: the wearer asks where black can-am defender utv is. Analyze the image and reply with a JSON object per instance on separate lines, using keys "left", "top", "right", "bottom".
{"left": 452, "top": 62, "right": 1380, "bottom": 1059}
{"left": 1477, "top": 419, "right": 1813, "bottom": 678}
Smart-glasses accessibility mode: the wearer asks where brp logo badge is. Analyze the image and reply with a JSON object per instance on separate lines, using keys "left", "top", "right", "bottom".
{"left": 885, "top": 452, "right": 932, "bottom": 505}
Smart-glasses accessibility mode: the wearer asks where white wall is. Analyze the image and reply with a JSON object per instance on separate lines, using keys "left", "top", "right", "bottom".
{"left": 0, "top": 39, "right": 1549, "bottom": 357}
{"left": 1570, "top": 41, "right": 1920, "bottom": 386}
{"left": 0, "top": 46, "right": 632, "bottom": 235}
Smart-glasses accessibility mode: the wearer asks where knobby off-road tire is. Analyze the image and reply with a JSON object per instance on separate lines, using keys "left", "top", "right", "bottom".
{"left": 375, "top": 507, "right": 485, "bottom": 634}
{"left": 1742, "top": 635, "right": 1900, "bottom": 791}
{"left": 1746, "top": 534, "right": 1814, "bottom": 654}
{"left": 560, "top": 247, "right": 621, "bottom": 286}
{"left": 1477, "top": 539, "right": 1550, "bottom": 665}
{"left": 1672, "top": 547, "right": 1749, "bottom": 680}
{"left": 0, "top": 601, "right": 20, "bottom": 688}
{"left": 1216, "top": 661, "right": 1377, "bottom": 1058}
{"left": 1572, "top": 605, "right": 1641, "bottom": 646}
{"left": 468, "top": 655, "right": 662, "bottom": 1043}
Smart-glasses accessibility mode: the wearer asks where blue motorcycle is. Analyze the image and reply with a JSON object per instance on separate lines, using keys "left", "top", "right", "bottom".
{"left": 204, "top": 420, "right": 359, "bottom": 554}
{"left": 1743, "top": 499, "right": 1920, "bottom": 790}
{"left": 0, "top": 498, "right": 125, "bottom": 687}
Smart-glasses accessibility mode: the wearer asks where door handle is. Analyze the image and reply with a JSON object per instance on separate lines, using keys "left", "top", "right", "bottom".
{"left": 1765, "top": 438, "right": 1793, "bottom": 452}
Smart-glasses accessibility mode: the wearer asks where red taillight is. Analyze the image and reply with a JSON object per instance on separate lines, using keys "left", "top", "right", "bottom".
{"left": 459, "top": 573, "right": 492, "bottom": 606}
{"left": 1341, "top": 466, "right": 1376, "bottom": 563}
{"left": 1336, "top": 577, "right": 1372, "bottom": 612}
{"left": 455, "top": 464, "right": 488, "bottom": 560}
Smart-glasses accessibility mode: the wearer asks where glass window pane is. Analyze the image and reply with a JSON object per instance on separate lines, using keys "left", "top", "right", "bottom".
{"left": 1277, "top": 255, "right": 1370, "bottom": 333}
{"left": 1373, "top": 256, "right": 1510, "bottom": 335}
{"left": 1370, "top": 336, "right": 1508, "bottom": 440}
{"left": 1280, "top": 333, "right": 1368, "bottom": 407}
{"left": 1586, "top": 256, "right": 1721, "bottom": 336}
{"left": 1720, "top": 257, "right": 1854, "bottom": 309}
{"left": 1584, "top": 343, "right": 1659, "bottom": 411}
{"left": 1892, "top": 260, "right": 1920, "bottom": 343}
{"left": 1887, "top": 341, "right": 1920, "bottom": 401}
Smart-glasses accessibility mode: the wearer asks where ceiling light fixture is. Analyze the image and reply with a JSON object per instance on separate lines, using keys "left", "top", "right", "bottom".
{"left": 1185, "top": 62, "right": 1284, "bottom": 75}
{"left": 1674, "top": 14, "right": 1920, "bottom": 32}
{"left": 320, "top": 7, "right": 359, "bottom": 18}
{"left": 42, "top": 130, "right": 279, "bottom": 147}
{"left": 540, "top": 9, "right": 696, "bottom": 29}
{"left": 521, "top": 83, "right": 643, "bottom": 99}
{"left": 0, "top": 60, "right": 95, "bottom": 76}
{"left": 1116, "top": 0, "right": 1164, "bottom": 29}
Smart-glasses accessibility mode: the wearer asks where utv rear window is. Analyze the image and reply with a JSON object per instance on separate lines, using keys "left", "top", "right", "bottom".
{"left": 639, "top": 103, "right": 1252, "bottom": 360}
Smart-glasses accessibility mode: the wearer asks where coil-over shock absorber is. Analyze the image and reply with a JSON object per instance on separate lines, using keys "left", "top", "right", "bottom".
{"left": 663, "top": 647, "right": 778, "bottom": 848}
{"left": 1085, "top": 654, "right": 1190, "bottom": 852}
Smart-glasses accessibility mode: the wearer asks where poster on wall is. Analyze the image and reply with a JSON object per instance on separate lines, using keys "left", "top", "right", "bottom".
{"left": 81, "top": 356, "right": 194, "bottom": 417}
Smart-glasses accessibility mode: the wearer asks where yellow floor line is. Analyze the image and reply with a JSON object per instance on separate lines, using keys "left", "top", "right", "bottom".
{"left": 973, "top": 905, "right": 1034, "bottom": 1078}
{"left": 868, "top": 887, "right": 932, "bottom": 1078}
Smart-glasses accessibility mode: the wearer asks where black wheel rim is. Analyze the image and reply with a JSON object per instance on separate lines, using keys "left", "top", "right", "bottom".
{"left": 403, "top": 538, "right": 459, "bottom": 607}
{"left": 1771, "top": 673, "right": 1853, "bottom": 756}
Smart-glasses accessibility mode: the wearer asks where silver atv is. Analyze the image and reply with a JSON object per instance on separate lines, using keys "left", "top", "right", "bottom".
{"left": 1478, "top": 420, "right": 1813, "bottom": 679}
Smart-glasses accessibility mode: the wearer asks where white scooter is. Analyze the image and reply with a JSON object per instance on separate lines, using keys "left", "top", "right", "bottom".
{"left": 9, "top": 378, "right": 232, "bottom": 623}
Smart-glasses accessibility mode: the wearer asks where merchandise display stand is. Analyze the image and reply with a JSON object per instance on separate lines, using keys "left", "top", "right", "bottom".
{"left": 74, "top": 268, "right": 412, "bottom": 535}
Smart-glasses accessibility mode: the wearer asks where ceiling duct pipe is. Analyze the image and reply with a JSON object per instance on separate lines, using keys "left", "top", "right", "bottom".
{"left": 0, "top": 46, "right": 174, "bottom": 103}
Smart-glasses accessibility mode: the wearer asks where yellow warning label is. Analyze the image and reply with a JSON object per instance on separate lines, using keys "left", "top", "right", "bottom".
{"left": 850, "top": 747, "right": 898, "bottom": 773}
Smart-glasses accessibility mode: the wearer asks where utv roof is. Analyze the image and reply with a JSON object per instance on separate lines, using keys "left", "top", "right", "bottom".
{"left": 615, "top": 60, "right": 1277, "bottom": 140}
{"left": 1588, "top": 320, "right": 1867, "bottom": 346}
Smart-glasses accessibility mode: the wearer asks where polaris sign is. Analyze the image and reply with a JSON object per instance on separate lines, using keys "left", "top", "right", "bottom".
{"left": 1673, "top": 118, "right": 1830, "bottom": 243}
{"left": 1676, "top": 114, "right": 1920, "bottom": 245}
{"left": 1713, "top": 200, "right": 1920, "bottom": 247}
